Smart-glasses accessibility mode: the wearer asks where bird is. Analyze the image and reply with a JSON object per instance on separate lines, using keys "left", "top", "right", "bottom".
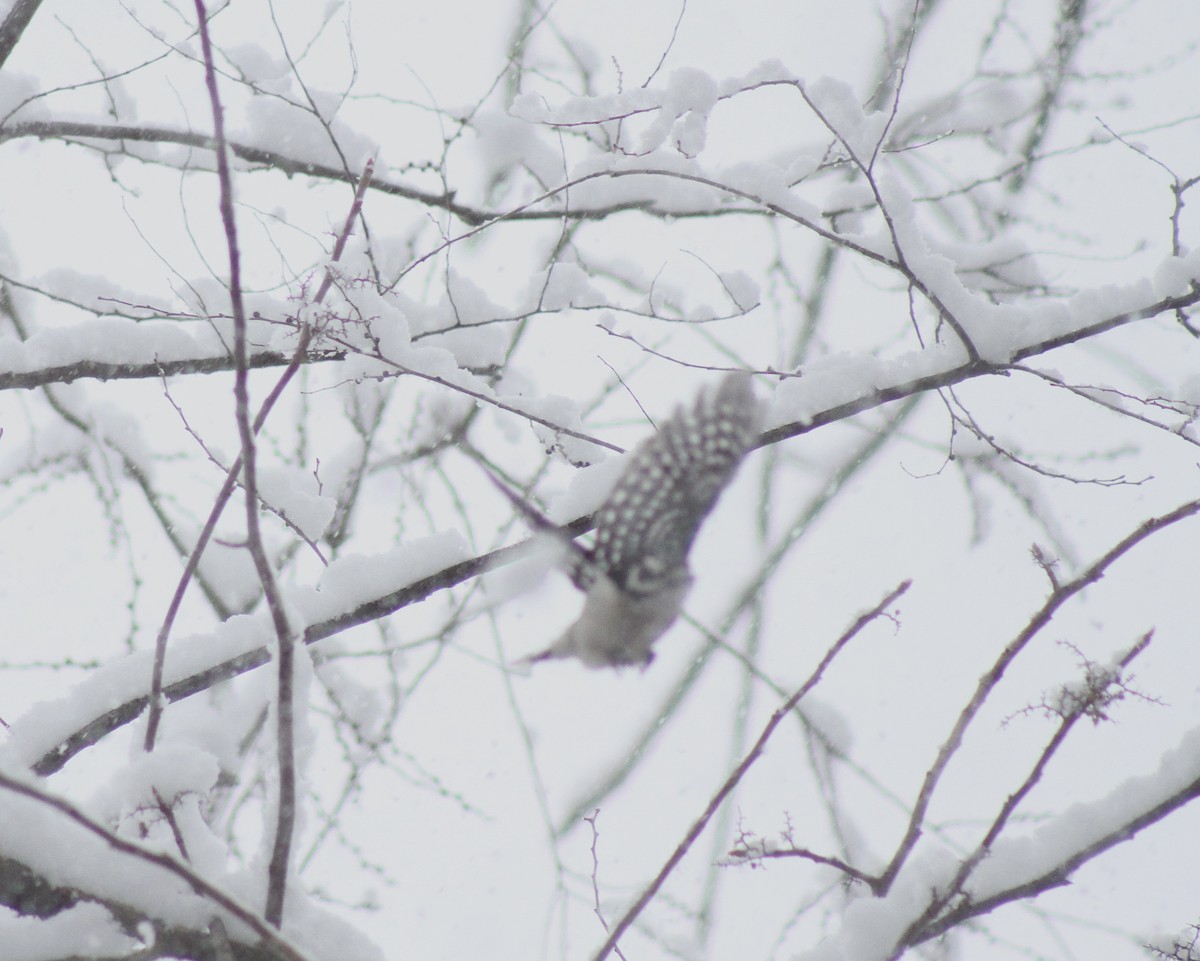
{"left": 491, "top": 373, "right": 762, "bottom": 668}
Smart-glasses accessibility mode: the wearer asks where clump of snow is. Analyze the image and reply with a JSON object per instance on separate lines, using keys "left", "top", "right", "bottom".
{"left": 637, "top": 67, "right": 720, "bottom": 156}
{"left": 719, "top": 270, "right": 760, "bottom": 311}
{"left": 564, "top": 152, "right": 717, "bottom": 216}
{"left": 724, "top": 58, "right": 796, "bottom": 91}
{"left": 0, "top": 318, "right": 212, "bottom": 375}
{"left": 0, "top": 72, "right": 47, "bottom": 123}
{"left": 1177, "top": 373, "right": 1200, "bottom": 407}
{"left": 1153, "top": 249, "right": 1200, "bottom": 299}
{"left": 89, "top": 744, "right": 220, "bottom": 826}
{"left": 256, "top": 465, "right": 337, "bottom": 541}
{"left": 796, "top": 843, "right": 959, "bottom": 961}
{"left": 440, "top": 270, "right": 508, "bottom": 326}
{"left": 239, "top": 97, "right": 377, "bottom": 172}
{"left": 718, "top": 161, "right": 821, "bottom": 220}
{"left": 784, "top": 153, "right": 822, "bottom": 183}
{"left": 532, "top": 262, "right": 606, "bottom": 312}
{"left": 189, "top": 534, "right": 266, "bottom": 613}
{"left": 408, "top": 386, "right": 475, "bottom": 449}
{"left": 293, "top": 531, "right": 471, "bottom": 625}
{"left": 504, "top": 392, "right": 612, "bottom": 466}
{"left": 314, "top": 654, "right": 389, "bottom": 752}
{"left": 970, "top": 723, "right": 1200, "bottom": 902}
{"left": 931, "top": 235, "right": 1044, "bottom": 295}
{"left": 547, "top": 457, "right": 626, "bottom": 522}
{"left": 474, "top": 108, "right": 564, "bottom": 188}
{"left": 510, "top": 87, "right": 659, "bottom": 126}
{"left": 0, "top": 902, "right": 135, "bottom": 960}
{"left": 395, "top": 343, "right": 463, "bottom": 383}
{"left": 419, "top": 325, "right": 508, "bottom": 370}
{"left": 0, "top": 764, "right": 213, "bottom": 932}
{"left": 803, "top": 76, "right": 890, "bottom": 162}
{"left": 0, "top": 614, "right": 266, "bottom": 771}
{"left": 824, "top": 179, "right": 876, "bottom": 214}
{"left": 768, "top": 350, "right": 911, "bottom": 427}
{"left": 224, "top": 44, "right": 293, "bottom": 82}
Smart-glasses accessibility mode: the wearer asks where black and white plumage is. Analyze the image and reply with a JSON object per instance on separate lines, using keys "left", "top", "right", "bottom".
{"left": 499, "top": 373, "right": 762, "bottom": 668}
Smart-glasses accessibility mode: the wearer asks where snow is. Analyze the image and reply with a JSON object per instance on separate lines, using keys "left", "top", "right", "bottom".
{"left": 637, "top": 68, "right": 720, "bottom": 156}
{"left": 722, "top": 58, "right": 795, "bottom": 90}
{"left": 0, "top": 319, "right": 216, "bottom": 375}
{"left": 88, "top": 744, "right": 220, "bottom": 826}
{"left": 436, "top": 270, "right": 508, "bottom": 326}
{"left": 798, "top": 846, "right": 961, "bottom": 961}
{"left": 503, "top": 391, "right": 612, "bottom": 466}
{"left": 718, "top": 161, "right": 823, "bottom": 220}
{"left": 769, "top": 345, "right": 957, "bottom": 428}
{"left": 282, "top": 897, "right": 387, "bottom": 961}
{"left": 970, "top": 722, "right": 1200, "bottom": 901}
{"left": 509, "top": 88, "right": 660, "bottom": 125}
{"left": 256, "top": 466, "right": 338, "bottom": 541}
{"left": 473, "top": 108, "right": 564, "bottom": 187}
{"left": 0, "top": 614, "right": 267, "bottom": 772}
{"left": 418, "top": 324, "right": 508, "bottom": 369}
{"left": 1153, "top": 249, "right": 1200, "bottom": 299}
{"left": 0, "top": 903, "right": 135, "bottom": 961}
{"left": 0, "top": 522, "right": 468, "bottom": 773}
{"left": 560, "top": 151, "right": 717, "bottom": 214}
{"left": 0, "top": 72, "right": 47, "bottom": 123}
{"left": 547, "top": 457, "right": 627, "bottom": 522}
{"left": 766, "top": 235, "right": 1183, "bottom": 410}
{"left": 718, "top": 270, "right": 760, "bottom": 312}
{"left": 532, "top": 262, "right": 606, "bottom": 311}
{"left": 803, "top": 76, "right": 891, "bottom": 162}
{"left": 239, "top": 97, "right": 377, "bottom": 172}
{"left": 0, "top": 767, "right": 212, "bottom": 934}
{"left": 313, "top": 656, "right": 389, "bottom": 751}
{"left": 292, "top": 531, "right": 471, "bottom": 626}
{"left": 225, "top": 44, "right": 292, "bottom": 82}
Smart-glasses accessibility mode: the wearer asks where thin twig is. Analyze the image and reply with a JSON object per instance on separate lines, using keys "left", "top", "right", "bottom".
{"left": 582, "top": 810, "right": 630, "bottom": 961}
{"left": 152, "top": 787, "right": 192, "bottom": 863}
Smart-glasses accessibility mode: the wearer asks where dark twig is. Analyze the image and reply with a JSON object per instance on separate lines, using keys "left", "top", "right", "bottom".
{"left": 193, "top": 0, "right": 294, "bottom": 928}
{"left": 582, "top": 810, "right": 630, "bottom": 961}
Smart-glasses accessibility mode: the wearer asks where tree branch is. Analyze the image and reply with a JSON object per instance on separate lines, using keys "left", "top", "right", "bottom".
{"left": 590, "top": 580, "right": 911, "bottom": 961}
{"left": 0, "top": 771, "right": 316, "bottom": 961}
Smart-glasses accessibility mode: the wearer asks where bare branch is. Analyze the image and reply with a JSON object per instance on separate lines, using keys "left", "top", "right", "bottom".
{"left": 878, "top": 497, "right": 1200, "bottom": 893}
{"left": 590, "top": 580, "right": 911, "bottom": 961}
